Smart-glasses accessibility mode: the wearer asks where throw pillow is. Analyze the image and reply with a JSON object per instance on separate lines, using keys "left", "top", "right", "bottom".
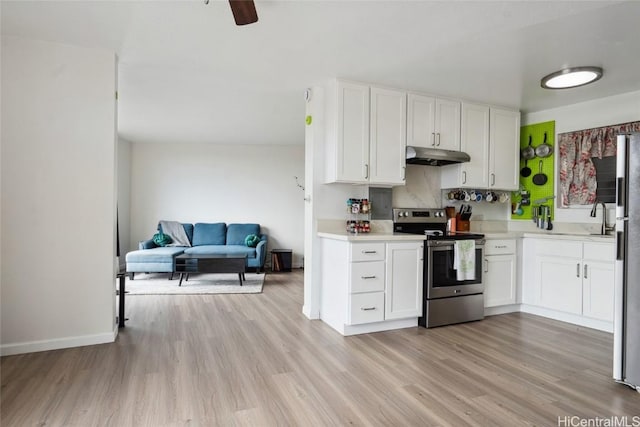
{"left": 244, "top": 234, "right": 260, "bottom": 248}
{"left": 153, "top": 232, "right": 172, "bottom": 247}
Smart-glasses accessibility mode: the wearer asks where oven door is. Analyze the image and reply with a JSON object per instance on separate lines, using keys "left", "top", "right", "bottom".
{"left": 426, "top": 241, "right": 484, "bottom": 299}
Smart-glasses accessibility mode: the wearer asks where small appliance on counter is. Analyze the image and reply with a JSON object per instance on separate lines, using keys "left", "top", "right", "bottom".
{"left": 393, "top": 208, "right": 485, "bottom": 328}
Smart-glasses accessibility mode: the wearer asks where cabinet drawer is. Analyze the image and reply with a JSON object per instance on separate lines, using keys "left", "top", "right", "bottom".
{"left": 350, "top": 243, "right": 385, "bottom": 262}
{"left": 484, "top": 239, "right": 516, "bottom": 255}
{"left": 350, "top": 261, "right": 385, "bottom": 293}
{"left": 535, "top": 240, "right": 582, "bottom": 258}
{"left": 583, "top": 242, "right": 615, "bottom": 261}
{"left": 349, "top": 292, "right": 385, "bottom": 325}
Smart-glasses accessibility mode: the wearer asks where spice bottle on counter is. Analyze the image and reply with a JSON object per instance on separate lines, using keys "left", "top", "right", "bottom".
{"left": 361, "top": 199, "right": 369, "bottom": 214}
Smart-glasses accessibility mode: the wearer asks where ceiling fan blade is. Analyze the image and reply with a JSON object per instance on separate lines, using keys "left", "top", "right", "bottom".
{"left": 229, "top": 0, "right": 258, "bottom": 26}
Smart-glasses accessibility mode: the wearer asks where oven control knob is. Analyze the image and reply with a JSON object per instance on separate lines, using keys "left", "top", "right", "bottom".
{"left": 402, "top": 211, "right": 409, "bottom": 217}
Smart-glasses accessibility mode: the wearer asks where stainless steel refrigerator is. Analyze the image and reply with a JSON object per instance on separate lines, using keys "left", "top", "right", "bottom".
{"left": 614, "top": 133, "right": 640, "bottom": 390}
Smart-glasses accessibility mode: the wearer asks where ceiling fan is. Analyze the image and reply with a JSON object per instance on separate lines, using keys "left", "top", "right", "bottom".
{"left": 205, "top": 0, "right": 258, "bottom": 26}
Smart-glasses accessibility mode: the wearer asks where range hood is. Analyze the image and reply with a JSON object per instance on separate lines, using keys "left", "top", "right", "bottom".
{"left": 406, "top": 146, "right": 471, "bottom": 166}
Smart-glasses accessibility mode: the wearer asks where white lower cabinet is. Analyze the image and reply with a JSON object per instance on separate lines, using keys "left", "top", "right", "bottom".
{"left": 535, "top": 255, "right": 583, "bottom": 315}
{"left": 385, "top": 242, "right": 424, "bottom": 319}
{"left": 582, "top": 259, "right": 615, "bottom": 321}
{"left": 349, "top": 292, "right": 385, "bottom": 324}
{"left": 320, "top": 238, "right": 424, "bottom": 335}
{"left": 483, "top": 239, "right": 517, "bottom": 308}
{"left": 523, "top": 238, "right": 615, "bottom": 324}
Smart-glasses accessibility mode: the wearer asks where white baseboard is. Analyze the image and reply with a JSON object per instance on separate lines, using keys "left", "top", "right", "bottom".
{"left": 342, "top": 318, "right": 418, "bottom": 336}
{"left": 485, "top": 304, "right": 520, "bottom": 316}
{"left": 0, "top": 327, "right": 118, "bottom": 356}
{"left": 520, "top": 304, "right": 613, "bottom": 333}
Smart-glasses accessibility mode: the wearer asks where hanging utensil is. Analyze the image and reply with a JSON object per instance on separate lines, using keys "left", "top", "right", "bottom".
{"left": 532, "top": 160, "right": 548, "bottom": 186}
{"left": 521, "top": 135, "right": 535, "bottom": 160}
{"left": 521, "top": 158, "right": 532, "bottom": 177}
{"left": 546, "top": 208, "right": 553, "bottom": 231}
{"left": 535, "top": 132, "right": 553, "bottom": 158}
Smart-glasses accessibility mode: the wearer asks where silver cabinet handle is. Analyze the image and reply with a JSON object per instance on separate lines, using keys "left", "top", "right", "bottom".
{"left": 362, "top": 250, "right": 377, "bottom": 254}
{"left": 495, "top": 245, "right": 507, "bottom": 249}
{"left": 577, "top": 263, "right": 580, "bottom": 278}
{"left": 361, "top": 307, "right": 376, "bottom": 311}
{"left": 491, "top": 173, "right": 496, "bottom": 186}
{"left": 437, "top": 133, "right": 441, "bottom": 146}
{"left": 484, "top": 259, "right": 489, "bottom": 273}
{"left": 431, "top": 133, "right": 436, "bottom": 146}
{"left": 462, "top": 171, "right": 467, "bottom": 184}
{"left": 584, "top": 264, "right": 588, "bottom": 279}
{"left": 364, "top": 164, "right": 369, "bottom": 179}
{"left": 402, "top": 166, "right": 406, "bottom": 181}
{"left": 361, "top": 275, "right": 376, "bottom": 279}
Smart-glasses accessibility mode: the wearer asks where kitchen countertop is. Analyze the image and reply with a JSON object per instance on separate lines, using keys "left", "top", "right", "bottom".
{"left": 480, "top": 231, "right": 614, "bottom": 242}
{"left": 319, "top": 230, "right": 615, "bottom": 243}
{"left": 318, "top": 231, "right": 427, "bottom": 242}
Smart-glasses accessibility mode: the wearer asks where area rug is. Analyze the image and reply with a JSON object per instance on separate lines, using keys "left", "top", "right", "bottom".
{"left": 125, "top": 272, "right": 265, "bottom": 295}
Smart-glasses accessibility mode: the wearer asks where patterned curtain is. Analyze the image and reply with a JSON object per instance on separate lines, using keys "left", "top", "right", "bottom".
{"left": 559, "top": 121, "right": 640, "bottom": 207}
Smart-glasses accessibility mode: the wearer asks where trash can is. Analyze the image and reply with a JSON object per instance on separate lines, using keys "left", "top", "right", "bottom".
{"left": 271, "top": 249, "right": 292, "bottom": 272}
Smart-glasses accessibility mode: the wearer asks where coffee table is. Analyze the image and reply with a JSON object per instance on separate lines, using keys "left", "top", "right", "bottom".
{"left": 174, "top": 254, "right": 247, "bottom": 286}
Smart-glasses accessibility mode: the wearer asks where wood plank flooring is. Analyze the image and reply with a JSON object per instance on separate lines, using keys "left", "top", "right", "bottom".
{"left": 2, "top": 270, "right": 638, "bottom": 426}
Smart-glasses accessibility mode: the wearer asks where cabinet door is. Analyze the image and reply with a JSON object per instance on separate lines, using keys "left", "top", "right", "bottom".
{"left": 434, "top": 98, "right": 461, "bottom": 151}
{"left": 459, "top": 103, "right": 490, "bottom": 188}
{"left": 582, "top": 260, "right": 615, "bottom": 321}
{"left": 385, "top": 242, "right": 424, "bottom": 320}
{"left": 535, "top": 255, "right": 582, "bottom": 315}
{"left": 336, "top": 81, "right": 369, "bottom": 183}
{"left": 407, "top": 93, "right": 436, "bottom": 148}
{"left": 370, "top": 87, "right": 406, "bottom": 185}
{"left": 484, "top": 254, "right": 516, "bottom": 307}
{"left": 489, "top": 108, "right": 520, "bottom": 190}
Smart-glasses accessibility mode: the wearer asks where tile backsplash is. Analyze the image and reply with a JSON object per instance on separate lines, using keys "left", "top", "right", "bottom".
{"left": 392, "top": 165, "right": 441, "bottom": 208}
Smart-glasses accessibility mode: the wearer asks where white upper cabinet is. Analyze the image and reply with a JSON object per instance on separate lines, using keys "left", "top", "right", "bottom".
{"left": 369, "top": 87, "right": 407, "bottom": 186}
{"left": 407, "top": 94, "right": 460, "bottom": 151}
{"left": 489, "top": 108, "right": 520, "bottom": 190}
{"left": 325, "top": 81, "right": 406, "bottom": 186}
{"left": 459, "top": 103, "right": 490, "bottom": 188}
{"left": 441, "top": 103, "right": 519, "bottom": 190}
{"left": 327, "top": 81, "right": 370, "bottom": 184}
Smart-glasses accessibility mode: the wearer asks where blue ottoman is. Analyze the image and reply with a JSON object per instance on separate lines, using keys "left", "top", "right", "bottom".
{"left": 125, "top": 247, "right": 186, "bottom": 279}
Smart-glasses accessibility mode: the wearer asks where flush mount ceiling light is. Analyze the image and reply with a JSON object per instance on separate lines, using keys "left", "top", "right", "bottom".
{"left": 541, "top": 66, "right": 603, "bottom": 89}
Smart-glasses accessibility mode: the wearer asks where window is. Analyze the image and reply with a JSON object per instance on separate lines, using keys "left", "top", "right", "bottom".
{"left": 558, "top": 121, "right": 640, "bottom": 207}
{"left": 591, "top": 156, "right": 616, "bottom": 203}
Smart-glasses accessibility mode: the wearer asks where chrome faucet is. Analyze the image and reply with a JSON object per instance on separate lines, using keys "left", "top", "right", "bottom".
{"left": 590, "top": 201, "right": 615, "bottom": 235}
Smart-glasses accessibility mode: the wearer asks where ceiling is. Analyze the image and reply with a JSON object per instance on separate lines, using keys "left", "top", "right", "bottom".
{"left": 2, "top": 1, "right": 640, "bottom": 145}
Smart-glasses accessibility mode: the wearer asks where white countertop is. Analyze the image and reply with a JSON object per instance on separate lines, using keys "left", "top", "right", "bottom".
{"left": 318, "top": 231, "right": 427, "bottom": 242}
{"left": 318, "top": 230, "right": 615, "bottom": 243}
{"left": 480, "top": 231, "right": 614, "bottom": 243}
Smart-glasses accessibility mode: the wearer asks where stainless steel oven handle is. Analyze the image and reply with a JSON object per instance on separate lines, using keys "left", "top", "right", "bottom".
{"left": 429, "top": 244, "right": 485, "bottom": 251}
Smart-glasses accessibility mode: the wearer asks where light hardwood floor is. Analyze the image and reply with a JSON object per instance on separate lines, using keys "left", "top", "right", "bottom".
{"left": 2, "top": 270, "right": 638, "bottom": 426}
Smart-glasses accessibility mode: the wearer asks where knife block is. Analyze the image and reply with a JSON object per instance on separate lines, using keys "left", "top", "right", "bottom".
{"left": 455, "top": 214, "right": 470, "bottom": 232}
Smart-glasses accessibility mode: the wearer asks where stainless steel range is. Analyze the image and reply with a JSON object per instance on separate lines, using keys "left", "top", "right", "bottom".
{"left": 393, "top": 208, "right": 485, "bottom": 328}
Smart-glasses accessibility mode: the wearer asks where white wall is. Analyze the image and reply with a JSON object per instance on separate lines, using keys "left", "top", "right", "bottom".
{"left": 523, "top": 90, "right": 640, "bottom": 225}
{"left": 117, "top": 137, "right": 132, "bottom": 264}
{"left": 130, "top": 143, "right": 305, "bottom": 267}
{"left": 1, "top": 37, "right": 117, "bottom": 355}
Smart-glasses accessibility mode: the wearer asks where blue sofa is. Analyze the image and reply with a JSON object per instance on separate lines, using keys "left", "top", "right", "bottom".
{"left": 125, "top": 223, "right": 268, "bottom": 278}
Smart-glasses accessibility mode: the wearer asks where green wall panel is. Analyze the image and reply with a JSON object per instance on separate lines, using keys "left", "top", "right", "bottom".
{"left": 512, "top": 121, "right": 555, "bottom": 220}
